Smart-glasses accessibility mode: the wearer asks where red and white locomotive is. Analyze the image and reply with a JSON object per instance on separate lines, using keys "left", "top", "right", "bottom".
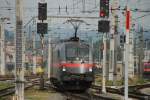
{"left": 50, "top": 37, "right": 95, "bottom": 91}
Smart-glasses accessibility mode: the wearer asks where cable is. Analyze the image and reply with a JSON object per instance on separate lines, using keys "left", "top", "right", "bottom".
{"left": 133, "top": 13, "right": 150, "bottom": 21}
{"left": 4, "top": 0, "right": 10, "bottom": 5}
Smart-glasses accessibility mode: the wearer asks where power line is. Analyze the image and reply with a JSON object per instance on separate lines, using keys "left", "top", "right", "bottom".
{"left": 133, "top": 13, "right": 150, "bottom": 21}
{"left": 4, "top": 0, "right": 10, "bottom": 5}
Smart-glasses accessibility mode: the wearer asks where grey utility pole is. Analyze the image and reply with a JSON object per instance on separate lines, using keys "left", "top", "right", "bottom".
{"left": 109, "top": 0, "right": 119, "bottom": 82}
{"left": 89, "top": 37, "right": 93, "bottom": 64}
{"left": 32, "top": 31, "right": 36, "bottom": 74}
{"left": 48, "top": 36, "right": 52, "bottom": 78}
{"left": 0, "top": 20, "right": 5, "bottom": 75}
{"left": 15, "top": 0, "right": 24, "bottom": 99}
{"left": 138, "top": 27, "right": 144, "bottom": 78}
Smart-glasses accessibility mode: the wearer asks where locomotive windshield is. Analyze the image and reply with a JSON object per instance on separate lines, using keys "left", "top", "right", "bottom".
{"left": 66, "top": 43, "right": 89, "bottom": 62}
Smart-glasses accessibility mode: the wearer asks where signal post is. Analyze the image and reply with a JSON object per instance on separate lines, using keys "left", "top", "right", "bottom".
{"left": 37, "top": 0, "right": 48, "bottom": 90}
{"left": 124, "top": 8, "right": 130, "bottom": 100}
{"left": 0, "top": 20, "right": 5, "bottom": 75}
{"left": 99, "top": 0, "right": 110, "bottom": 94}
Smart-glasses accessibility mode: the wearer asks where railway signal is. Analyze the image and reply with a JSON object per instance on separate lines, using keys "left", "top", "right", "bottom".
{"left": 120, "top": 35, "right": 126, "bottom": 44}
{"left": 38, "top": 3, "right": 47, "bottom": 20}
{"left": 100, "top": 0, "right": 109, "bottom": 18}
{"left": 98, "top": 20, "right": 110, "bottom": 33}
{"left": 37, "top": 23, "right": 48, "bottom": 34}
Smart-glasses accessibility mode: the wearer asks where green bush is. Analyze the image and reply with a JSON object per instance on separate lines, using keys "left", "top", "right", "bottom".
{"left": 137, "top": 78, "right": 147, "bottom": 84}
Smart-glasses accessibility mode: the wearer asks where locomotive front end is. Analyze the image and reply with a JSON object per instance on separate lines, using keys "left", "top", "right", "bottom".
{"left": 59, "top": 42, "right": 94, "bottom": 90}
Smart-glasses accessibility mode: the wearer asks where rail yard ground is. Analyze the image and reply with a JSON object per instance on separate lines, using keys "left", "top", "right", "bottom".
{"left": 140, "top": 88, "right": 150, "bottom": 95}
{"left": 24, "top": 86, "right": 65, "bottom": 100}
{"left": 0, "top": 86, "right": 65, "bottom": 100}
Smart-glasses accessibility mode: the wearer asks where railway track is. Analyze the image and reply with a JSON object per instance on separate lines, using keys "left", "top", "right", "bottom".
{"left": 45, "top": 82, "right": 118, "bottom": 100}
{"left": 0, "top": 78, "right": 40, "bottom": 97}
{"left": 45, "top": 83, "right": 150, "bottom": 100}
{"left": 91, "top": 84, "right": 150, "bottom": 100}
{"left": 1, "top": 80, "right": 147, "bottom": 100}
{"left": 63, "top": 92, "right": 117, "bottom": 100}
{"left": 0, "top": 86, "right": 15, "bottom": 97}
{"left": 0, "top": 75, "right": 40, "bottom": 81}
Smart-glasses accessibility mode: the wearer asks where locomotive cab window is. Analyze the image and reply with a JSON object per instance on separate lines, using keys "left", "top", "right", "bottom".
{"left": 66, "top": 43, "right": 89, "bottom": 62}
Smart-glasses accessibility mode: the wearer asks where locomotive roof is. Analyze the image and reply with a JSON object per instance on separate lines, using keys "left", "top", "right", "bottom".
{"left": 52, "top": 37, "right": 90, "bottom": 50}
{"left": 56, "top": 39, "right": 88, "bottom": 47}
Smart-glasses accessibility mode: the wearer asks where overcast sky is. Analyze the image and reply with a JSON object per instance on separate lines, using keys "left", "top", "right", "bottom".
{"left": 0, "top": 0, "right": 150, "bottom": 37}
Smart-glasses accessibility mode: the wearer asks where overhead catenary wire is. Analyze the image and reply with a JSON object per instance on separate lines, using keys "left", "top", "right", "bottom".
{"left": 133, "top": 13, "right": 150, "bottom": 21}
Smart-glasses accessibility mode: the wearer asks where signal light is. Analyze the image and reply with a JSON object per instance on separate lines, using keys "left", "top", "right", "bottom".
{"left": 38, "top": 3, "right": 47, "bottom": 20}
{"left": 120, "top": 35, "right": 126, "bottom": 44}
{"left": 37, "top": 23, "right": 48, "bottom": 34}
{"left": 98, "top": 20, "right": 110, "bottom": 33}
{"left": 100, "top": 0, "right": 109, "bottom": 18}
{"left": 100, "top": 10, "right": 105, "bottom": 17}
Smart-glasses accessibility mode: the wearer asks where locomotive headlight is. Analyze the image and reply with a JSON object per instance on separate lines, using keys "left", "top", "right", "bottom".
{"left": 89, "top": 68, "right": 92, "bottom": 72}
{"left": 62, "top": 67, "right": 66, "bottom": 71}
